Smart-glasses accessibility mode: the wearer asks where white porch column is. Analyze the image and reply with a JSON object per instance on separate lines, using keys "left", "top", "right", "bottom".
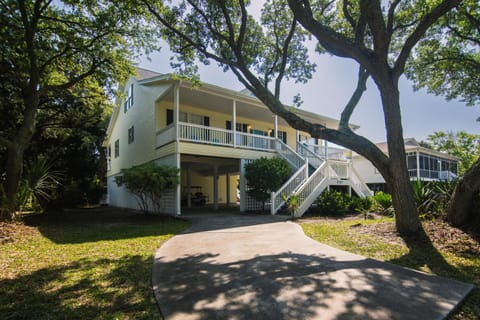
{"left": 213, "top": 165, "right": 219, "bottom": 210}
{"left": 232, "top": 100, "right": 237, "bottom": 147}
{"left": 174, "top": 84, "right": 181, "bottom": 215}
{"left": 274, "top": 115, "right": 278, "bottom": 139}
{"left": 174, "top": 84, "right": 180, "bottom": 142}
{"left": 416, "top": 151, "right": 420, "bottom": 179}
{"left": 324, "top": 140, "right": 329, "bottom": 159}
{"left": 239, "top": 159, "right": 246, "bottom": 212}
{"left": 226, "top": 173, "right": 230, "bottom": 206}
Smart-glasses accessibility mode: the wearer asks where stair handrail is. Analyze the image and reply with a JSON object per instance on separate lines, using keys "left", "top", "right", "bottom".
{"left": 297, "top": 142, "right": 324, "bottom": 169}
{"left": 270, "top": 162, "right": 308, "bottom": 215}
{"left": 348, "top": 163, "right": 374, "bottom": 196}
{"left": 275, "top": 139, "right": 305, "bottom": 170}
{"left": 293, "top": 161, "right": 328, "bottom": 217}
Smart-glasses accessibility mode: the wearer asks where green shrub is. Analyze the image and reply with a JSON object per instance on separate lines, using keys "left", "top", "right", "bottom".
{"left": 349, "top": 196, "right": 373, "bottom": 213}
{"left": 315, "top": 190, "right": 351, "bottom": 216}
{"left": 115, "top": 162, "right": 179, "bottom": 213}
{"left": 245, "top": 157, "right": 291, "bottom": 211}
{"left": 373, "top": 191, "right": 393, "bottom": 215}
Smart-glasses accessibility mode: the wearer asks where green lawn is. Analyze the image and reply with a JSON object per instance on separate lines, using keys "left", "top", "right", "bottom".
{"left": 300, "top": 217, "right": 480, "bottom": 320}
{"left": 0, "top": 208, "right": 189, "bottom": 320}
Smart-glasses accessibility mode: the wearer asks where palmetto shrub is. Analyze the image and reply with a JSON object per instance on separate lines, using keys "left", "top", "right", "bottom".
{"left": 16, "top": 158, "right": 63, "bottom": 212}
{"left": 373, "top": 191, "right": 393, "bottom": 215}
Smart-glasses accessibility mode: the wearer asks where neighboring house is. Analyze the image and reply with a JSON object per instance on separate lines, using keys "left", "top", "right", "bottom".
{"left": 103, "top": 67, "right": 372, "bottom": 217}
{"left": 353, "top": 138, "right": 459, "bottom": 192}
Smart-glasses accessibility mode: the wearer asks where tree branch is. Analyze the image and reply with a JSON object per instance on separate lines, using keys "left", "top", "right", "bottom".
{"left": 339, "top": 66, "right": 369, "bottom": 131}
{"left": 274, "top": 18, "right": 296, "bottom": 100}
{"left": 394, "top": 0, "right": 461, "bottom": 79}
{"left": 287, "top": 0, "right": 373, "bottom": 69}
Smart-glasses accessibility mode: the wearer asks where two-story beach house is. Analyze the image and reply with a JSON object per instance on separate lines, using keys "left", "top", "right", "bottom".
{"left": 103, "top": 67, "right": 372, "bottom": 217}
{"left": 352, "top": 138, "right": 459, "bottom": 192}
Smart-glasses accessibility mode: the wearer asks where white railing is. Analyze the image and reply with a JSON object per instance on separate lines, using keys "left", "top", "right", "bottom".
{"left": 294, "top": 162, "right": 328, "bottom": 217}
{"left": 275, "top": 139, "right": 305, "bottom": 169}
{"left": 300, "top": 142, "right": 347, "bottom": 160}
{"left": 270, "top": 163, "right": 308, "bottom": 215}
{"left": 297, "top": 143, "right": 324, "bottom": 169}
{"left": 236, "top": 131, "right": 276, "bottom": 151}
{"left": 156, "top": 124, "right": 176, "bottom": 147}
{"left": 348, "top": 164, "right": 374, "bottom": 197}
{"left": 326, "top": 159, "right": 350, "bottom": 179}
{"left": 179, "top": 122, "right": 233, "bottom": 146}
{"left": 157, "top": 122, "right": 279, "bottom": 152}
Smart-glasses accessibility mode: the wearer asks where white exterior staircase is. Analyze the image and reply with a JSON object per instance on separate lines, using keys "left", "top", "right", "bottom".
{"left": 271, "top": 140, "right": 372, "bottom": 218}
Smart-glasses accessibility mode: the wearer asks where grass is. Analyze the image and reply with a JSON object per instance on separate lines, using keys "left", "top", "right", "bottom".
{"left": 300, "top": 216, "right": 480, "bottom": 319}
{"left": 0, "top": 208, "right": 190, "bottom": 320}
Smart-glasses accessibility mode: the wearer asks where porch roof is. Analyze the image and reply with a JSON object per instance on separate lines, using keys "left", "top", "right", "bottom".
{"left": 138, "top": 70, "right": 357, "bottom": 130}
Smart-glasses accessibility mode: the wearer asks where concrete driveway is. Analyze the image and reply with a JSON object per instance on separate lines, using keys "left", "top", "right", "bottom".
{"left": 152, "top": 213, "right": 473, "bottom": 320}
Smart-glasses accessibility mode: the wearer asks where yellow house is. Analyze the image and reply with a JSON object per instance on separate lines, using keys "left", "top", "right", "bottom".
{"left": 103, "top": 67, "right": 371, "bottom": 217}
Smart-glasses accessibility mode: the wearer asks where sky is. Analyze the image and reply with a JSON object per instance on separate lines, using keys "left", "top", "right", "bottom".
{"left": 139, "top": 41, "right": 480, "bottom": 144}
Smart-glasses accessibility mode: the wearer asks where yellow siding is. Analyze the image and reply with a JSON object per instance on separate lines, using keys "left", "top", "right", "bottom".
{"left": 180, "top": 168, "right": 238, "bottom": 204}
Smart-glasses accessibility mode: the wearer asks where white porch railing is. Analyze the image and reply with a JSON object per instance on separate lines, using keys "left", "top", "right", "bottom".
{"left": 236, "top": 131, "right": 276, "bottom": 151}
{"left": 178, "top": 122, "right": 233, "bottom": 146}
{"left": 157, "top": 122, "right": 278, "bottom": 152}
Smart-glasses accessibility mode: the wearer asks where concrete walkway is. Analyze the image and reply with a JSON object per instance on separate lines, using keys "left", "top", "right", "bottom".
{"left": 152, "top": 213, "right": 473, "bottom": 320}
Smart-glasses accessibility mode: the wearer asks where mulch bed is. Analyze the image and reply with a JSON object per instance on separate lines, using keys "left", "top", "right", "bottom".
{"left": 356, "top": 219, "right": 480, "bottom": 257}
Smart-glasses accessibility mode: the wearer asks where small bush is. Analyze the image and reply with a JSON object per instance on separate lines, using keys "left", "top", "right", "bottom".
{"left": 349, "top": 196, "right": 373, "bottom": 213}
{"left": 373, "top": 191, "right": 393, "bottom": 215}
{"left": 115, "top": 162, "right": 179, "bottom": 213}
{"left": 315, "top": 190, "right": 351, "bottom": 216}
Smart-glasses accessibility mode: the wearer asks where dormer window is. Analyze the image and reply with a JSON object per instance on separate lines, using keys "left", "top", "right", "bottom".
{"left": 124, "top": 84, "right": 133, "bottom": 112}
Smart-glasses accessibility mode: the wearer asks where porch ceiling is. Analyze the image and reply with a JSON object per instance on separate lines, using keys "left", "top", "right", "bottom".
{"left": 181, "top": 155, "right": 240, "bottom": 176}
{"left": 163, "top": 86, "right": 289, "bottom": 126}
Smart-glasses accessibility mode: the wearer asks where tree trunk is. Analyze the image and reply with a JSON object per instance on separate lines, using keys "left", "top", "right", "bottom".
{"left": 447, "top": 157, "right": 480, "bottom": 227}
{"left": 2, "top": 144, "right": 24, "bottom": 221}
{"left": 379, "top": 80, "right": 422, "bottom": 235}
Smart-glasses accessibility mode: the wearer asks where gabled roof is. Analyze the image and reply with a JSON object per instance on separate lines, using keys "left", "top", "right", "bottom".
{"left": 135, "top": 66, "right": 163, "bottom": 80}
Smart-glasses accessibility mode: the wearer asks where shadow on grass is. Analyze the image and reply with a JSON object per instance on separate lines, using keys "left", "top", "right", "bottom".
{"left": 0, "top": 255, "right": 161, "bottom": 320}
{"left": 153, "top": 251, "right": 472, "bottom": 320}
{"left": 23, "top": 207, "right": 188, "bottom": 244}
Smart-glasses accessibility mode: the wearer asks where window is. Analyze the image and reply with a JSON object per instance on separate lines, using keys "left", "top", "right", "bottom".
{"left": 114, "top": 139, "right": 119, "bottom": 158}
{"left": 226, "top": 121, "right": 248, "bottom": 132}
{"left": 124, "top": 84, "right": 133, "bottom": 113}
{"left": 270, "top": 130, "right": 287, "bottom": 144}
{"left": 166, "top": 109, "right": 207, "bottom": 126}
{"left": 128, "top": 126, "right": 134, "bottom": 144}
{"left": 107, "top": 145, "right": 111, "bottom": 170}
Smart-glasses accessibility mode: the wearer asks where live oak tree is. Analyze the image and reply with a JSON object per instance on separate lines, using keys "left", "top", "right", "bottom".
{"left": 140, "top": 0, "right": 462, "bottom": 235}
{"left": 405, "top": 1, "right": 479, "bottom": 229}
{"left": 0, "top": 0, "right": 158, "bottom": 220}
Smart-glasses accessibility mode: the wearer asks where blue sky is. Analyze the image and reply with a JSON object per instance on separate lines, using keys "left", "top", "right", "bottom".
{"left": 139, "top": 42, "right": 479, "bottom": 144}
